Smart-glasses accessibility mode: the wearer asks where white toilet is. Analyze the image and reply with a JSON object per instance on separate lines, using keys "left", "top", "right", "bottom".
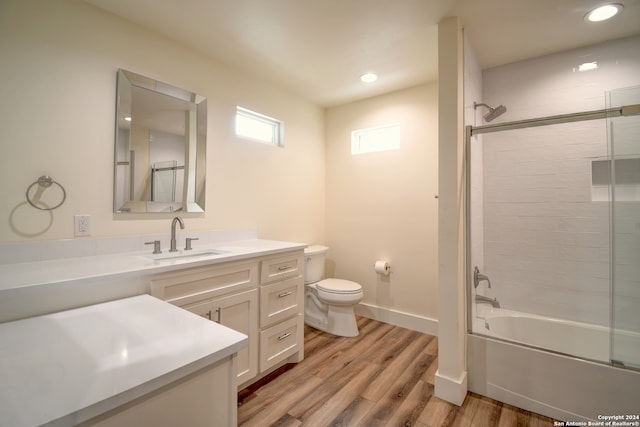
{"left": 304, "top": 245, "right": 364, "bottom": 337}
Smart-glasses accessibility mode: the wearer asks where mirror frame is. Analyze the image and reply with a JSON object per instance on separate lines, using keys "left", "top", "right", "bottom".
{"left": 113, "top": 69, "right": 207, "bottom": 214}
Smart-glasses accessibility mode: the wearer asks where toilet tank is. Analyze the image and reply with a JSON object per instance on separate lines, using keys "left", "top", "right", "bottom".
{"left": 304, "top": 245, "right": 329, "bottom": 284}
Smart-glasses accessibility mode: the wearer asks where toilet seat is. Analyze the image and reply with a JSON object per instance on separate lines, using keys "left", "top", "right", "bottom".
{"left": 315, "top": 279, "right": 363, "bottom": 307}
{"left": 317, "top": 278, "right": 362, "bottom": 294}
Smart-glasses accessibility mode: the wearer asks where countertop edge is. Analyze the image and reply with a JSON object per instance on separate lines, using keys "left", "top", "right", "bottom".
{"left": 0, "top": 240, "right": 307, "bottom": 293}
{"left": 58, "top": 338, "right": 248, "bottom": 426}
{"left": 0, "top": 295, "right": 249, "bottom": 427}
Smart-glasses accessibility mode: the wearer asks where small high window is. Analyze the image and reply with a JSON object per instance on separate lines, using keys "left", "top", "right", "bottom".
{"left": 235, "top": 106, "right": 283, "bottom": 146}
{"left": 351, "top": 123, "right": 401, "bottom": 155}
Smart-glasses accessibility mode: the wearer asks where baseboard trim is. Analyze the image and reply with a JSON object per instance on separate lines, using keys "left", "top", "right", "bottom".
{"left": 354, "top": 303, "right": 438, "bottom": 336}
{"left": 434, "top": 370, "right": 468, "bottom": 406}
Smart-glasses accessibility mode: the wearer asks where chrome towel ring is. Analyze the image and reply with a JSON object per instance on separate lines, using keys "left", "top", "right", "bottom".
{"left": 26, "top": 176, "right": 66, "bottom": 210}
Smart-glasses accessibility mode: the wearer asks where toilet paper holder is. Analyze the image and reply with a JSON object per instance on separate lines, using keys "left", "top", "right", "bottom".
{"left": 374, "top": 260, "right": 390, "bottom": 275}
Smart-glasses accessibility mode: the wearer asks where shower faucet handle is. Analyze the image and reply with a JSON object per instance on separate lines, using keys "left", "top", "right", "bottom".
{"left": 473, "top": 266, "right": 492, "bottom": 289}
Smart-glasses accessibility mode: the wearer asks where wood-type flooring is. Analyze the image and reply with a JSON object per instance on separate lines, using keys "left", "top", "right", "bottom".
{"left": 238, "top": 316, "right": 557, "bottom": 426}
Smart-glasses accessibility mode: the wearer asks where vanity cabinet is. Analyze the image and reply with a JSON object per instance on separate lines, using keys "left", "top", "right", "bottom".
{"left": 151, "top": 260, "right": 259, "bottom": 385}
{"left": 150, "top": 249, "right": 305, "bottom": 388}
{"left": 83, "top": 356, "right": 237, "bottom": 427}
{"left": 258, "top": 252, "right": 305, "bottom": 372}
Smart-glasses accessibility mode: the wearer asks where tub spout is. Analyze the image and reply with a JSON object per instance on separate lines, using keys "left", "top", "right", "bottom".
{"left": 473, "top": 266, "right": 492, "bottom": 289}
{"left": 475, "top": 294, "right": 500, "bottom": 308}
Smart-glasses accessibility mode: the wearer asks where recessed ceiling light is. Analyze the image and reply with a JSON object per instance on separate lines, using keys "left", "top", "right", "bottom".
{"left": 360, "top": 73, "right": 378, "bottom": 83}
{"left": 585, "top": 4, "right": 623, "bottom": 22}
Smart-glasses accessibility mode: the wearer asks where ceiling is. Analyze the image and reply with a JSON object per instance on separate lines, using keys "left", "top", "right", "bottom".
{"left": 86, "top": 0, "right": 640, "bottom": 107}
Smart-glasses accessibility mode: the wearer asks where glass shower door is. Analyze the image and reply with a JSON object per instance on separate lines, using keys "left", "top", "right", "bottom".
{"left": 609, "top": 85, "right": 640, "bottom": 369}
{"left": 151, "top": 160, "right": 177, "bottom": 203}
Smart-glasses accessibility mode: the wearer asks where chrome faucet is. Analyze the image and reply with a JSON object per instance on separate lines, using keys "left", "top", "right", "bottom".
{"left": 170, "top": 216, "right": 185, "bottom": 252}
{"left": 475, "top": 294, "right": 500, "bottom": 308}
{"left": 473, "top": 266, "right": 492, "bottom": 289}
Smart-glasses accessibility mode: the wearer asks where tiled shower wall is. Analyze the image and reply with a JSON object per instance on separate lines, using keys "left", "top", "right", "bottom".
{"left": 610, "top": 86, "right": 640, "bottom": 338}
{"left": 477, "top": 35, "right": 640, "bottom": 327}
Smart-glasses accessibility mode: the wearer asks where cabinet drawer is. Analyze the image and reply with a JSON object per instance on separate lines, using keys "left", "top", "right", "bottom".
{"left": 259, "top": 276, "right": 303, "bottom": 328}
{"left": 150, "top": 261, "right": 258, "bottom": 307}
{"left": 259, "top": 316, "right": 303, "bottom": 371}
{"left": 260, "top": 252, "right": 304, "bottom": 284}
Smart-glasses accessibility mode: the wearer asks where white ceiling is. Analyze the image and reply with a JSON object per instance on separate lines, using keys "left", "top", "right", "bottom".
{"left": 86, "top": 0, "right": 640, "bottom": 107}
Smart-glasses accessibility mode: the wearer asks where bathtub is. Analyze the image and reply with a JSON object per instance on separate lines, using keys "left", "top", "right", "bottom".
{"left": 472, "top": 307, "right": 610, "bottom": 362}
{"left": 468, "top": 306, "right": 640, "bottom": 421}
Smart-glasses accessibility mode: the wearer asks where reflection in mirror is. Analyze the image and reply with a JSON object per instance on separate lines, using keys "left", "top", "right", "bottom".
{"left": 114, "top": 69, "right": 206, "bottom": 213}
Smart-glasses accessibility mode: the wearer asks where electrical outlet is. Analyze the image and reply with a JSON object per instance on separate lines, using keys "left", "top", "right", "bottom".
{"left": 74, "top": 215, "right": 91, "bottom": 237}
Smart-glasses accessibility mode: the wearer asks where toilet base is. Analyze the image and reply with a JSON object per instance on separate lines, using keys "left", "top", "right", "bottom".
{"left": 304, "top": 286, "right": 360, "bottom": 337}
{"left": 327, "top": 304, "right": 360, "bottom": 337}
{"left": 305, "top": 304, "right": 359, "bottom": 337}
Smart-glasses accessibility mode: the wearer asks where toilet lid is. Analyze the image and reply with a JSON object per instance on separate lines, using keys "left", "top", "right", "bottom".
{"left": 317, "top": 278, "right": 362, "bottom": 294}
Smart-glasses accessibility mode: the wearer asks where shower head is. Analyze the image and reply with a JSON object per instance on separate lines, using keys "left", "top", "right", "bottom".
{"left": 474, "top": 102, "right": 507, "bottom": 122}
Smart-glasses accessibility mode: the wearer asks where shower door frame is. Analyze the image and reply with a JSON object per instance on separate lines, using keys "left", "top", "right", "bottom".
{"left": 464, "top": 103, "right": 640, "bottom": 364}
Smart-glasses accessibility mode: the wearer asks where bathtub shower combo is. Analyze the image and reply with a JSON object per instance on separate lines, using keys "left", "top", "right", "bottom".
{"left": 465, "top": 87, "right": 640, "bottom": 421}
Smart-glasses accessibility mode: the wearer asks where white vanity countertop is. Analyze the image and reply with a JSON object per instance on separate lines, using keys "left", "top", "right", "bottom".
{"left": 0, "top": 239, "right": 306, "bottom": 292}
{"left": 0, "top": 294, "right": 247, "bottom": 427}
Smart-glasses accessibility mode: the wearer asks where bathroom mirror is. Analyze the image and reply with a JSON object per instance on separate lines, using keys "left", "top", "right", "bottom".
{"left": 114, "top": 69, "right": 206, "bottom": 213}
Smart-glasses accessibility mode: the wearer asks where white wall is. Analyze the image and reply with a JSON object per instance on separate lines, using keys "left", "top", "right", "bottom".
{"left": 477, "top": 35, "right": 640, "bottom": 326}
{"left": 325, "top": 84, "right": 439, "bottom": 330}
{"left": 0, "top": 0, "right": 325, "bottom": 245}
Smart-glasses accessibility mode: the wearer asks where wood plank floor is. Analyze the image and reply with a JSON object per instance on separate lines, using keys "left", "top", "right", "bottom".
{"left": 238, "top": 316, "right": 557, "bottom": 427}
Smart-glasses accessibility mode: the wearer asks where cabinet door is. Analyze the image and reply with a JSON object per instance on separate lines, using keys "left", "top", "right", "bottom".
{"left": 183, "top": 289, "right": 258, "bottom": 386}
{"left": 260, "top": 276, "right": 303, "bottom": 328}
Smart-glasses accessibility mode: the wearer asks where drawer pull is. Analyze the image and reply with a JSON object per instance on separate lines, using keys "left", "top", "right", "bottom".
{"left": 203, "top": 310, "right": 212, "bottom": 320}
{"left": 214, "top": 307, "right": 221, "bottom": 324}
{"left": 278, "top": 265, "right": 293, "bottom": 271}
{"left": 278, "top": 291, "right": 293, "bottom": 298}
{"left": 277, "top": 332, "right": 292, "bottom": 341}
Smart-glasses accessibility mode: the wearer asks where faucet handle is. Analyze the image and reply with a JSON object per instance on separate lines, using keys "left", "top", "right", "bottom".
{"left": 473, "top": 266, "right": 480, "bottom": 288}
{"left": 145, "top": 240, "right": 162, "bottom": 254}
{"left": 185, "top": 237, "right": 199, "bottom": 251}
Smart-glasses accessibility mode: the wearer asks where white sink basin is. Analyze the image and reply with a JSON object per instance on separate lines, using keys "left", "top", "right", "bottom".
{"left": 142, "top": 249, "right": 228, "bottom": 261}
